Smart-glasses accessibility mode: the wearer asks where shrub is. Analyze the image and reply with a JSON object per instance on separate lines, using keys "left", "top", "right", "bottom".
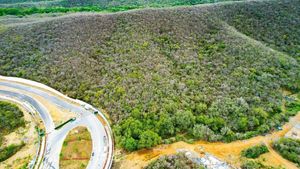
{"left": 241, "top": 160, "right": 275, "bottom": 169}
{"left": 145, "top": 153, "right": 205, "bottom": 169}
{"left": 138, "top": 130, "right": 161, "bottom": 149}
{"left": 272, "top": 138, "right": 300, "bottom": 166}
{"left": 0, "top": 143, "right": 25, "bottom": 162}
{"left": 241, "top": 144, "right": 269, "bottom": 158}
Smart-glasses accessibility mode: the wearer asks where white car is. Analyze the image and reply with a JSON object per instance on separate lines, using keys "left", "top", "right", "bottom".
{"left": 84, "top": 104, "right": 92, "bottom": 110}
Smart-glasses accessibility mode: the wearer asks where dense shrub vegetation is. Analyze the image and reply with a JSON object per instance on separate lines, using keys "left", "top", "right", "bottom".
{"left": 0, "top": 101, "right": 25, "bottom": 145}
{"left": 241, "top": 144, "right": 269, "bottom": 159}
{"left": 241, "top": 160, "right": 279, "bottom": 169}
{"left": 286, "top": 98, "right": 300, "bottom": 116}
{"left": 0, "top": 142, "right": 25, "bottom": 162}
{"left": 144, "top": 153, "right": 205, "bottom": 169}
{"left": 0, "top": 6, "right": 140, "bottom": 16}
{"left": 215, "top": 0, "right": 300, "bottom": 61}
{"left": 0, "top": 0, "right": 235, "bottom": 9}
{"left": 272, "top": 138, "right": 300, "bottom": 166}
{"left": 0, "top": 0, "right": 299, "bottom": 151}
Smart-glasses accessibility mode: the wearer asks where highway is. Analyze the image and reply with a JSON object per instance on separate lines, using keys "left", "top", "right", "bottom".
{"left": 0, "top": 76, "right": 113, "bottom": 169}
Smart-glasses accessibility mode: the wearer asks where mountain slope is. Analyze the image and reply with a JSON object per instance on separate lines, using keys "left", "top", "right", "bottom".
{"left": 214, "top": 0, "right": 300, "bottom": 59}
{"left": 0, "top": 0, "right": 299, "bottom": 150}
{"left": 0, "top": 0, "right": 234, "bottom": 8}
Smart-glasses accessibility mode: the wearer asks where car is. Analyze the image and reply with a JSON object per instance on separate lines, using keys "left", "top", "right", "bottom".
{"left": 84, "top": 104, "right": 92, "bottom": 110}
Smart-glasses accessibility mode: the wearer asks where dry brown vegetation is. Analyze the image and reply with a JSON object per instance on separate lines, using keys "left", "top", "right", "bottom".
{"left": 0, "top": 0, "right": 299, "bottom": 151}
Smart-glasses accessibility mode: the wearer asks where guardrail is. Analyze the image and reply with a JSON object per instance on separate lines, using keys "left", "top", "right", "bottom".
{"left": 55, "top": 118, "right": 76, "bottom": 130}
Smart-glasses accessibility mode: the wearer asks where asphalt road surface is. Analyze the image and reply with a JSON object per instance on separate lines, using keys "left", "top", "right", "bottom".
{"left": 0, "top": 77, "right": 113, "bottom": 169}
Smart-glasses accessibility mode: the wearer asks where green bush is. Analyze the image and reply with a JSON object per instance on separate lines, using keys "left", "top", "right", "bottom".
{"left": 0, "top": 143, "right": 25, "bottom": 162}
{"left": 241, "top": 160, "right": 276, "bottom": 169}
{"left": 286, "top": 100, "right": 300, "bottom": 116}
{"left": 145, "top": 153, "right": 205, "bottom": 169}
{"left": 241, "top": 144, "right": 269, "bottom": 158}
{"left": 272, "top": 138, "right": 300, "bottom": 166}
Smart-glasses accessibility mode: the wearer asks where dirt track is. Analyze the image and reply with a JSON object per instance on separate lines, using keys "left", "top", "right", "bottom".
{"left": 120, "top": 112, "right": 300, "bottom": 169}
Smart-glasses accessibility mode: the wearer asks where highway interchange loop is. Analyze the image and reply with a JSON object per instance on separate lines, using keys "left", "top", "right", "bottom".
{"left": 0, "top": 76, "right": 113, "bottom": 169}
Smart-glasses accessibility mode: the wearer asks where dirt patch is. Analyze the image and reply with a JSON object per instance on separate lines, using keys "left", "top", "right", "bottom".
{"left": 285, "top": 124, "right": 300, "bottom": 140}
{"left": 59, "top": 126, "right": 92, "bottom": 169}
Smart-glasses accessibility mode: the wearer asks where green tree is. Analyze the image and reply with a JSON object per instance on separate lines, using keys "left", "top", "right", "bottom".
{"left": 209, "top": 117, "right": 225, "bottom": 132}
{"left": 138, "top": 130, "right": 161, "bottom": 149}
{"left": 157, "top": 113, "right": 175, "bottom": 137}
{"left": 122, "top": 137, "right": 138, "bottom": 151}
{"left": 174, "top": 110, "right": 195, "bottom": 132}
{"left": 221, "top": 126, "right": 236, "bottom": 142}
{"left": 120, "top": 117, "right": 143, "bottom": 139}
{"left": 192, "top": 124, "right": 214, "bottom": 141}
{"left": 273, "top": 138, "right": 300, "bottom": 165}
{"left": 195, "top": 103, "right": 207, "bottom": 114}
{"left": 196, "top": 115, "right": 211, "bottom": 125}
{"left": 238, "top": 117, "right": 248, "bottom": 132}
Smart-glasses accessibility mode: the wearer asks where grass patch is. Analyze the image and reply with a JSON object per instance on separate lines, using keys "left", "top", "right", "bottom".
{"left": 59, "top": 127, "right": 92, "bottom": 169}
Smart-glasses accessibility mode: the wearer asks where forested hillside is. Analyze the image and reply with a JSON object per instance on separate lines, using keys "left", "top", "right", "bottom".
{"left": 0, "top": 0, "right": 299, "bottom": 151}
{"left": 0, "top": 0, "right": 234, "bottom": 16}
{"left": 0, "top": 0, "right": 233, "bottom": 8}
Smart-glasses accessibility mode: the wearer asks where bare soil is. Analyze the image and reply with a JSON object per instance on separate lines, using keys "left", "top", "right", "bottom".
{"left": 120, "top": 112, "right": 300, "bottom": 169}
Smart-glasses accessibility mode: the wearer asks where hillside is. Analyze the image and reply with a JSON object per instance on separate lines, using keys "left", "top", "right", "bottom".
{"left": 0, "top": 0, "right": 299, "bottom": 151}
{"left": 0, "top": 0, "right": 234, "bottom": 8}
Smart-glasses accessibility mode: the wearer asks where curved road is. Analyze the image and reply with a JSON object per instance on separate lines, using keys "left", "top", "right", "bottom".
{"left": 0, "top": 76, "right": 113, "bottom": 169}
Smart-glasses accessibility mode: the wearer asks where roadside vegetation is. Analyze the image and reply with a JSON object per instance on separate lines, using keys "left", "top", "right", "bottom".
{"left": 272, "top": 138, "right": 300, "bottom": 166}
{"left": 0, "top": 6, "right": 140, "bottom": 16}
{"left": 0, "top": 0, "right": 299, "bottom": 151}
{"left": 0, "top": 0, "right": 236, "bottom": 15}
{"left": 241, "top": 144, "right": 269, "bottom": 159}
{"left": 0, "top": 101, "right": 25, "bottom": 146}
{"left": 144, "top": 153, "right": 205, "bottom": 169}
{"left": 0, "top": 101, "right": 26, "bottom": 162}
{"left": 0, "top": 142, "right": 25, "bottom": 162}
{"left": 59, "top": 126, "right": 92, "bottom": 169}
{"left": 0, "top": 0, "right": 235, "bottom": 7}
